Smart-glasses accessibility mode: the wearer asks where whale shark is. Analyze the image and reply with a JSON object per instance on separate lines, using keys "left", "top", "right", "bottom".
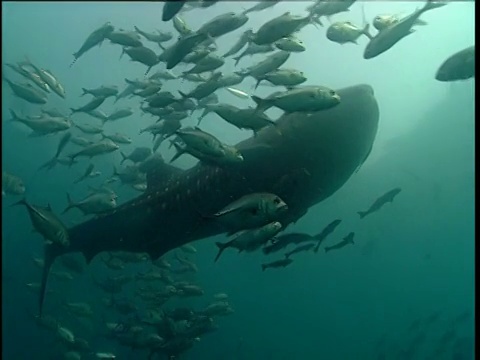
{"left": 38, "top": 83, "right": 379, "bottom": 313}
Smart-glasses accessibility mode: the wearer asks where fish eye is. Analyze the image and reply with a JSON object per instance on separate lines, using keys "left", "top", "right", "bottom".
{"left": 329, "top": 90, "right": 336, "bottom": 96}
{"left": 273, "top": 197, "right": 281, "bottom": 204}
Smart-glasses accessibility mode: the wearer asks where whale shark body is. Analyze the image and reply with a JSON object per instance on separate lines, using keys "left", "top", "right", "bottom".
{"left": 38, "top": 83, "right": 380, "bottom": 312}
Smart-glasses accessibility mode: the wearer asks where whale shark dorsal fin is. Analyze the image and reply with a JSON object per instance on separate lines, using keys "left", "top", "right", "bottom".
{"left": 146, "top": 162, "right": 184, "bottom": 193}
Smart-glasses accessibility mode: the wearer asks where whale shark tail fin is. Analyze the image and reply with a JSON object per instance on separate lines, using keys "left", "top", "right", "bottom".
{"left": 39, "top": 243, "right": 66, "bottom": 315}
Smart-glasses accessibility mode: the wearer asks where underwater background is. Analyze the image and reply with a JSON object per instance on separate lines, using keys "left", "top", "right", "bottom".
{"left": 2, "top": 1, "right": 474, "bottom": 359}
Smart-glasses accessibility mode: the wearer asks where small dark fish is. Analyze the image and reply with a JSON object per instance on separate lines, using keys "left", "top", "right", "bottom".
{"left": 147, "top": 91, "right": 179, "bottom": 108}
{"left": 115, "top": 84, "right": 136, "bottom": 103}
{"left": 324, "top": 232, "right": 354, "bottom": 253}
{"left": 165, "top": 32, "right": 209, "bottom": 70}
{"left": 162, "top": 0, "right": 187, "bottom": 21}
{"left": 358, "top": 188, "right": 401, "bottom": 219}
{"left": 233, "top": 43, "right": 275, "bottom": 67}
{"left": 307, "top": 0, "right": 356, "bottom": 21}
{"left": 40, "top": 132, "right": 72, "bottom": 169}
{"left": 284, "top": 243, "right": 315, "bottom": 258}
{"left": 74, "top": 163, "right": 95, "bottom": 184}
{"left": 54, "top": 131, "right": 72, "bottom": 158}
{"left": 222, "top": 29, "right": 253, "bottom": 57}
{"left": 313, "top": 219, "right": 342, "bottom": 252}
{"left": 12, "top": 198, "right": 69, "bottom": 247}
{"left": 70, "top": 96, "right": 107, "bottom": 114}
{"left": 262, "top": 232, "right": 313, "bottom": 255}
{"left": 242, "top": 0, "right": 280, "bottom": 15}
{"left": 121, "top": 147, "right": 152, "bottom": 164}
{"left": 435, "top": 45, "right": 474, "bottom": 82}
{"left": 261, "top": 258, "right": 293, "bottom": 271}
{"left": 196, "top": 12, "right": 249, "bottom": 38}
{"left": 71, "top": 22, "right": 115, "bottom": 67}
{"left": 121, "top": 46, "right": 159, "bottom": 76}
{"left": 81, "top": 85, "right": 118, "bottom": 98}
{"left": 107, "top": 108, "right": 133, "bottom": 121}
{"left": 3, "top": 76, "right": 48, "bottom": 104}
{"left": 107, "top": 30, "right": 142, "bottom": 47}
{"left": 364, "top": 0, "right": 447, "bottom": 59}
{"left": 134, "top": 26, "right": 173, "bottom": 43}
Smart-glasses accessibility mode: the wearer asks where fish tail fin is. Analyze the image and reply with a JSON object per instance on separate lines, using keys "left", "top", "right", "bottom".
{"left": 347, "top": 233, "right": 355, "bottom": 244}
{"left": 423, "top": 0, "right": 447, "bottom": 12}
{"left": 357, "top": 211, "right": 367, "bottom": 219}
{"left": 81, "top": 88, "right": 88, "bottom": 97}
{"left": 39, "top": 243, "right": 64, "bottom": 315}
{"left": 362, "top": 23, "right": 373, "bottom": 40}
{"left": 268, "top": 118, "right": 278, "bottom": 128}
{"left": 308, "top": 12, "right": 322, "bottom": 29}
{"left": 170, "top": 142, "right": 185, "bottom": 163}
{"left": 23, "top": 55, "right": 33, "bottom": 66}
{"left": 39, "top": 157, "right": 58, "bottom": 171}
{"left": 214, "top": 241, "right": 231, "bottom": 262}
{"left": 152, "top": 137, "right": 162, "bottom": 152}
{"left": 120, "top": 152, "right": 127, "bottom": 164}
{"left": 251, "top": 95, "right": 269, "bottom": 113}
{"left": 66, "top": 154, "right": 76, "bottom": 166}
{"left": 10, "top": 197, "right": 28, "bottom": 208}
{"left": 198, "top": 108, "right": 211, "bottom": 124}
{"left": 69, "top": 54, "right": 78, "bottom": 68}
{"left": 205, "top": 34, "right": 218, "bottom": 49}
{"left": 233, "top": 56, "right": 243, "bottom": 67}
{"left": 144, "top": 66, "right": 152, "bottom": 78}
{"left": 178, "top": 90, "right": 189, "bottom": 99}
{"left": 2, "top": 75, "right": 12, "bottom": 85}
{"left": 9, "top": 109, "right": 20, "bottom": 122}
{"left": 62, "top": 193, "right": 75, "bottom": 214}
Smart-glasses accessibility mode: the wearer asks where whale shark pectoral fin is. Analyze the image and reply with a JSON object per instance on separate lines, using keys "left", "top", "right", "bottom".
{"left": 354, "top": 143, "right": 374, "bottom": 174}
{"left": 237, "top": 143, "right": 274, "bottom": 162}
